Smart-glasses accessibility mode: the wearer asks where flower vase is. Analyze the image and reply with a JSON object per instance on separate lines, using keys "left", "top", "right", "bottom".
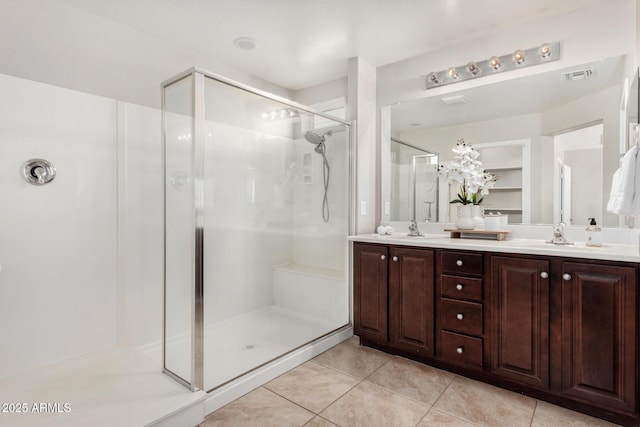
{"left": 471, "top": 205, "right": 484, "bottom": 228}
{"left": 455, "top": 205, "right": 477, "bottom": 230}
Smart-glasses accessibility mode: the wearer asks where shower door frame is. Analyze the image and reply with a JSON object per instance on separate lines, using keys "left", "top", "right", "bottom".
{"left": 162, "top": 67, "right": 356, "bottom": 391}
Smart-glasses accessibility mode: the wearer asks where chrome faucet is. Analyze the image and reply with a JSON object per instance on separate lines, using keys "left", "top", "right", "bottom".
{"left": 546, "top": 222, "right": 573, "bottom": 245}
{"left": 408, "top": 219, "right": 425, "bottom": 237}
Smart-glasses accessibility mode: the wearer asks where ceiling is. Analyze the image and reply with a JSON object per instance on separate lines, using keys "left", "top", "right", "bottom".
{"left": 58, "top": 0, "right": 607, "bottom": 90}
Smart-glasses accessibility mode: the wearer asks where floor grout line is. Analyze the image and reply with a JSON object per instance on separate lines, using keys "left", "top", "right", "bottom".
{"left": 529, "top": 399, "right": 539, "bottom": 427}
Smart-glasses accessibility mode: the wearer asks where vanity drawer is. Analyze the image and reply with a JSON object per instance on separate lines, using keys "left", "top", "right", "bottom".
{"left": 441, "top": 251, "right": 483, "bottom": 276}
{"left": 441, "top": 275, "right": 483, "bottom": 301}
{"left": 441, "top": 331, "right": 483, "bottom": 368}
{"left": 441, "top": 298, "right": 483, "bottom": 336}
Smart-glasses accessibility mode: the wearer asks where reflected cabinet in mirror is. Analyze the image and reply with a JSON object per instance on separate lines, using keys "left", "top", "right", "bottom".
{"left": 382, "top": 55, "right": 638, "bottom": 226}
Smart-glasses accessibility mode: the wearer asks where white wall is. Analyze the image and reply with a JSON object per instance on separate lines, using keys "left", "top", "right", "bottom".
{"left": 563, "top": 147, "right": 604, "bottom": 225}
{"left": 0, "top": 74, "right": 117, "bottom": 377}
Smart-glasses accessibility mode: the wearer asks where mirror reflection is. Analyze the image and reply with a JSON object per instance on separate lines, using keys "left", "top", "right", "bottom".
{"left": 389, "top": 139, "right": 439, "bottom": 222}
{"left": 382, "top": 55, "right": 635, "bottom": 226}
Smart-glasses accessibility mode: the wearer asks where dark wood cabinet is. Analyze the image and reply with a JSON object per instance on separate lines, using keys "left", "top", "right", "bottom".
{"left": 353, "top": 241, "right": 639, "bottom": 425}
{"left": 389, "top": 247, "right": 435, "bottom": 355}
{"left": 561, "top": 262, "right": 637, "bottom": 415}
{"left": 353, "top": 242, "right": 435, "bottom": 354}
{"left": 490, "top": 256, "right": 550, "bottom": 389}
{"left": 353, "top": 243, "right": 388, "bottom": 344}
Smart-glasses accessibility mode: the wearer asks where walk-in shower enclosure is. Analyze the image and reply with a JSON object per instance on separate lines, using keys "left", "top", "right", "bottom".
{"left": 162, "top": 68, "right": 352, "bottom": 391}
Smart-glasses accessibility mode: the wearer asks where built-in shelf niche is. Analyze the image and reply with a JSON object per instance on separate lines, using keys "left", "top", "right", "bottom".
{"left": 476, "top": 139, "right": 531, "bottom": 223}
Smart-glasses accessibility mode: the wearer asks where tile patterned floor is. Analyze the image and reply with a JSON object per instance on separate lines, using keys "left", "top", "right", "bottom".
{"left": 203, "top": 337, "right": 620, "bottom": 427}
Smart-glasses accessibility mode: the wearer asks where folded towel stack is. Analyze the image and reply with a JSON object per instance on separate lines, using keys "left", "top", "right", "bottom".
{"left": 376, "top": 225, "right": 395, "bottom": 235}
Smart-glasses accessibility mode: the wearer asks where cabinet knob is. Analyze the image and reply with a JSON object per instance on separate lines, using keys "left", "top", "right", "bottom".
{"left": 392, "top": 256, "right": 399, "bottom": 262}
{"left": 456, "top": 259, "right": 463, "bottom": 267}
{"left": 456, "top": 346, "right": 464, "bottom": 355}
{"left": 456, "top": 313, "right": 464, "bottom": 321}
{"left": 540, "top": 271, "right": 549, "bottom": 279}
{"left": 380, "top": 255, "right": 386, "bottom": 260}
{"left": 455, "top": 284, "right": 463, "bottom": 291}
{"left": 562, "top": 273, "right": 572, "bottom": 281}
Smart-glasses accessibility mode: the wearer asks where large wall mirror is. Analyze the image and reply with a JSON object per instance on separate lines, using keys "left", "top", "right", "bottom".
{"left": 381, "top": 54, "right": 639, "bottom": 227}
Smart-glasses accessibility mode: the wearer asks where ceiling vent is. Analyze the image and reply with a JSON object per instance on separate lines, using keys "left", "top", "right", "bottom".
{"left": 441, "top": 95, "right": 468, "bottom": 105}
{"left": 563, "top": 68, "right": 594, "bottom": 81}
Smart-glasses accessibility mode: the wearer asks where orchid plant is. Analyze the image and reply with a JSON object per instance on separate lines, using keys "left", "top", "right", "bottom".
{"left": 438, "top": 139, "right": 498, "bottom": 205}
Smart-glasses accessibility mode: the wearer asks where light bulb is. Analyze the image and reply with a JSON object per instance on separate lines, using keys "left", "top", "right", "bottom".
{"left": 512, "top": 49, "right": 525, "bottom": 64}
{"left": 489, "top": 56, "right": 501, "bottom": 70}
{"left": 466, "top": 61, "right": 481, "bottom": 76}
{"left": 428, "top": 72, "right": 441, "bottom": 85}
{"left": 448, "top": 67, "right": 459, "bottom": 80}
{"left": 538, "top": 43, "right": 551, "bottom": 58}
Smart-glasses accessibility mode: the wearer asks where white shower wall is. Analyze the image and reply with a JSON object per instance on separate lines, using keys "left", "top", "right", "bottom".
{"left": 291, "top": 131, "right": 347, "bottom": 272}
{"left": 202, "top": 123, "right": 295, "bottom": 326}
{"left": 0, "top": 74, "right": 118, "bottom": 377}
{"left": 0, "top": 73, "right": 169, "bottom": 377}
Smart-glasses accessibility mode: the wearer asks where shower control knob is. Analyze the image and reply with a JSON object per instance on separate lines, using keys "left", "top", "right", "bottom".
{"left": 456, "top": 284, "right": 463, "bottom": 291}
{"left": 456, "top": 313, "right": 464, "bottom": 320}
{"left": 392, "top": 256, "right": 398, "bottom": 262}
{"left": 563, "top": 273, "right": 572, "bottom": 281}
{"left": 456, "top": 259, "right": 463, "bottom": 267}
{"left": 380, "top": 255, "right": 386, "bottom": 260}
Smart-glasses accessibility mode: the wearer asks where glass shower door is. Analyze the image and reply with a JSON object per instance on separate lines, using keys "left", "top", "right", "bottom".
{"left": 163, "top": 73, "right": 198, "bottom": 389}
{"left": 163, "top": 68, "right": 351, "bottom": 393}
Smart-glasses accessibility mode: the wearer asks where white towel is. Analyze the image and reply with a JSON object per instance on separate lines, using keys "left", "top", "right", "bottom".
{"left": 376, "top": 225, "right": 395, "bottom": 235}
{"left": 607, "top": 146, "right": 640, "bottom": 215}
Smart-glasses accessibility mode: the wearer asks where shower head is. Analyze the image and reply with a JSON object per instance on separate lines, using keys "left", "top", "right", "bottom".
{"left": 304, "top": 130, "right": 333, "bottom": 145}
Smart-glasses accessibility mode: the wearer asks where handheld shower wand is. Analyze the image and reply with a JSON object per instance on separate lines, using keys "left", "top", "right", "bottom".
{"left": 304, "top": 130, "right": 332, "bottom": 222}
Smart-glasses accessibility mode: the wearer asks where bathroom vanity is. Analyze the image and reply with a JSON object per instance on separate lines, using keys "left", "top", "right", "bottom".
{"left": 351, "top": 234, "right": 640, "bottom": 426}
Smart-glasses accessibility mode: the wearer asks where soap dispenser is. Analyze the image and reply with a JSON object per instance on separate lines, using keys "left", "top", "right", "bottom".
{"left": 585, "top": 218, "right": 602, "bottom": 247}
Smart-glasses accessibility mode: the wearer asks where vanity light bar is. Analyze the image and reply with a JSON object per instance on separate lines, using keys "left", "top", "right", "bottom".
{"left": 426, "top": 42, "right": 561, "bottom": 89}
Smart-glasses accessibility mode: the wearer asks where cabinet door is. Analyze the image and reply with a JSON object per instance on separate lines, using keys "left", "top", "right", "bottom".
{"left": 561, "top": 262, "right": 637, "bottom": 414}
{"left": 389, "top": 247, "right": 435, "bottom": 355}
{"left": 353, "top": 243, "right": 388, "bottom": 344}
{"left": 491, "top": 256, "right": 550, "bottom": 388}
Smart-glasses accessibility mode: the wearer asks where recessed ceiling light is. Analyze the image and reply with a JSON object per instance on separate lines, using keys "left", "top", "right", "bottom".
{"left": 233, "top": 37, "right": 257, "bottom": 50}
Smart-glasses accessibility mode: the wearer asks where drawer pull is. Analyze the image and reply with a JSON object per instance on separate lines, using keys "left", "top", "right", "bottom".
{"left": 380, "top": 255, "right": 386, "bottom": 260}
{"left": 456, "top": 259, "right": 463, "bottom": 267}
{"left": 456, "top": 313, "right": 464, "bottom": 320}
{"left": 540, "top": 271, "right": 549, "bottom": 279}
{"left": 563, "top": 273, "right": 572, "bottom": 281}
{"left": 455, "top": 284, "right": 463, "bottom": 291}
{"left": 456, "top": 346, "right": 464, "bottom": 355}
{"left": 392, "top": 256, "right": 398, "bottom": 262}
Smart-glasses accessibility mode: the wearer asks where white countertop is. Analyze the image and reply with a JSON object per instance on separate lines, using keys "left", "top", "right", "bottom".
{"left": 349, "top": 233, "right": 640, "bottom": 263}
